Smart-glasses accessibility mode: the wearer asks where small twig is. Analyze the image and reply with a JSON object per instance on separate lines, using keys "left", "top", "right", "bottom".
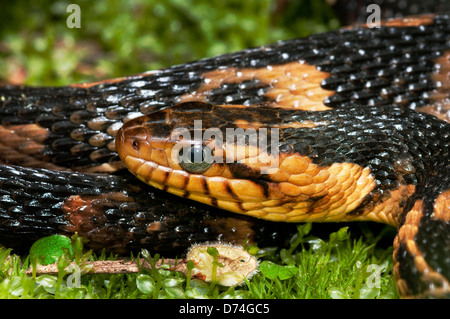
{"left": 25, "top": 258, "right": 189, "bottom": 276}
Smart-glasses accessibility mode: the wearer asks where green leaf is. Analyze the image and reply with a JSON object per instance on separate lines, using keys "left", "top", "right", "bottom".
{"left": 219, "top": 289, "right": 251, "bottom": 299}
{"left": 136, "top": 274, "right": 155, "bottom": 294}
{"left": 29, "top": 235, "right": 73, "bottom": 265}
{"left": 360, "top": 286, "right": 380, "bottom": 299}
{"left": 207, "top": 246, "right": 219, "bottom": 257}
{"left": 164, "top": 287, "right": 185, "bottom": 299}
{"left": 185, "top": 279, "right": 209, "bottom": 298}
{"left": 162, "top": 277, "right": 185, "bottom": 288}
{"left": 330, "top": 227, "right": 349, "bottom": 242}
{"left": 36, "top": 275, "right": 58, "bottom": 294}
{"left": 187, "top": 260, "right": 195, "bottom": 271}
{"left": 329, "top": 287, "right": 348, "bottom": 299}
{"left": 297, "top": 223, "right": 312, "bottom": 238}
{"left": 8, "top": 277, "right": 25, "bottom": 297}
{"left": 280, "top": 248, "right": 295, "bottom": 265}
{"left": 259, "top": 261, "right": 297, "bottom": 280}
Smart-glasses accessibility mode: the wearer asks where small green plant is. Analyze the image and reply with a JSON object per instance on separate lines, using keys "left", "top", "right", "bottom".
{"left": 0, "top": 222, "right": 398, "bottom": 299}
{"left": 247, "top": 223, "right": 398, "bottom": 299}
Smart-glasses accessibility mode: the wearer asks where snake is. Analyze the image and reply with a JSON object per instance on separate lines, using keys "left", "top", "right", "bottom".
{"left": 0, "top": 8, "right": 449, "bottom": 298}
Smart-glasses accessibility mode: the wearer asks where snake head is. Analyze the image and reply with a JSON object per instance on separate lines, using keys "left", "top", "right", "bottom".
{"left": 116, "top": 101, "right": 376, "bottom": 223}
{"left": 115, "top": 100, "right": 280, "bottom": 183}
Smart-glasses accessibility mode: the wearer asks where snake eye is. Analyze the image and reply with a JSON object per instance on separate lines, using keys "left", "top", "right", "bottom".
{"left": 178, "top": 144, "right": 213, "bottom": 173}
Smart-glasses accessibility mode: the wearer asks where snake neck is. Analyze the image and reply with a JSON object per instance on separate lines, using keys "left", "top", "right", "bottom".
{"left": 116, "top": 102, "right": 449, "bottom": 227}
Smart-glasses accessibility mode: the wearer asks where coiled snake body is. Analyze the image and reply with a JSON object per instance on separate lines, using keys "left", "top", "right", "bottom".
{"left": 0, "top": 14, "right": 449, "bottom": 298}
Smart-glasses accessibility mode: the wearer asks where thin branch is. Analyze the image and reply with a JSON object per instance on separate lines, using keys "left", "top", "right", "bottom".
{"left": 25, "top": 258, "right": 189, "bottom": 276}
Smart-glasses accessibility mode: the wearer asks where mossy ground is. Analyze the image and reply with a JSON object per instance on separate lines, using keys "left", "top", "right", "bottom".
{"left": 0, "top": 224, "right": 399, "bottom": 299}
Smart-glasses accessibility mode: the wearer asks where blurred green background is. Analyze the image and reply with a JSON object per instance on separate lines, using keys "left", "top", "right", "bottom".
{"left": 0, "top": 0, "right": 339, "bottom": 86}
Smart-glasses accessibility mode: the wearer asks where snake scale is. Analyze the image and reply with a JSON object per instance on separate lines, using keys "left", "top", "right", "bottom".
{"left": 0, "top": 5, "right": 449, "bottom": 298}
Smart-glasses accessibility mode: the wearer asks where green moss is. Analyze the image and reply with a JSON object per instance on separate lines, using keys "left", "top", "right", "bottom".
{"left": 248, "top": 224, "right": 398, "bottom": 299}
{"left": 0, "top": 224, "right": 398, "bottom": 299}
